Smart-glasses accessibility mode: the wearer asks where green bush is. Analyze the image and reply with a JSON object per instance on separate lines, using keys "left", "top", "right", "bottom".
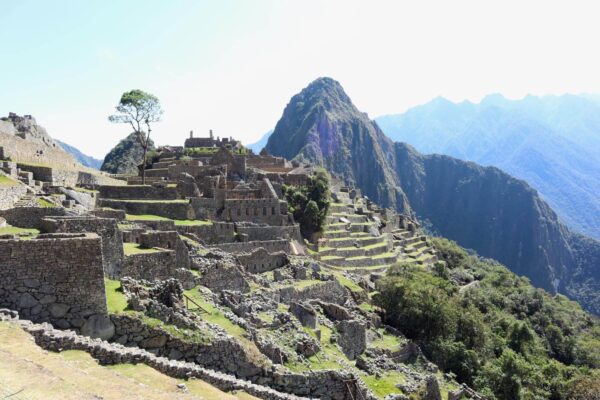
{"left": 373, "top": 239, "right": 600, "bottom": 400}
{"left": 282, "top": 168, "right": 330, "bottom": 238}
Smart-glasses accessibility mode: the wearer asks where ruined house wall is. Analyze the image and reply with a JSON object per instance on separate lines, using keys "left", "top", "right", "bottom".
{"left": 176, "top": 222, "right": 236, "bottom": 244}
{"left": 236, "top": 248, "right": 288, "bottom": 273}
{"left": 99, "top": 185, "right": 179, "bottom": 200}
{"left": 236, "top": 224, "right": 301, "bottom": 242}
{"left": 0, "top": 206, "right": 66, "bottom": 229}
{"left": 212, "top": 239, "right": 291, "bottom": 254}
{"left": 121, "top": 251, "right": 196, "bottom": 288}
{"left": 41, "top": 216, "right": 124, "bottom": 277}
{"left": 223, "top": 198, "right": 288, "bottom": 225}
{"left": 0, "top": 233, "right": 107, "bottom": 329}
{"left": 98, "top": 199, "right": 194, "bottom": 220}
{"left": 139, "top": 230, "right": 190, "bottom": 269}
{"left": 0, "top": 182, "right": 27, "bottom": 210}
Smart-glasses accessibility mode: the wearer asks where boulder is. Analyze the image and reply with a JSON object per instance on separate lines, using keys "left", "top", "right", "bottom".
{"left": 335, "top": 319, "right": 366, "bottom": 360}
{"left": 18, "top": 293, "right": 38, "bottom": 308}
{"left": 48, "top": 303, "right": 70, "bottom": 318}
{"left": 81, "top": 314, "right": 115, "bottom": 340}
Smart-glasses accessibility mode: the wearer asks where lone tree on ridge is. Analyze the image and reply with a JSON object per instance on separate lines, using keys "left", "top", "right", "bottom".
{"left": 108, "top": 89, "right": 163, "bottom": 184}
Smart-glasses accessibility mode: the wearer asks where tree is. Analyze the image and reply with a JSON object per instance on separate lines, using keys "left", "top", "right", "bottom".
{"left": 108, "top": 89, "right": 163, "bottom": 184}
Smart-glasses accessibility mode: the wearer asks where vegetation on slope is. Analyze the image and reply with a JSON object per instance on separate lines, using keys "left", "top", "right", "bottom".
{"left": 101, "top": 132, "right": 155, "bottom": 174}
{"left": 373, "top": 238, "right": 600, "bottom": 400}
{"left": 265, "top": 76, "right": 600, "bottom": 317}
{"left": 282, "top": 168, "right": 330, "bottom": 239}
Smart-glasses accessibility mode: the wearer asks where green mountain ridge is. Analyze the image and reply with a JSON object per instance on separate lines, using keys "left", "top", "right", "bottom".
{"left": 265, "top": 77, "right": 600, "bottom": 315}
{"left": 101, "top": 132, "right": 155, "bottom": 175}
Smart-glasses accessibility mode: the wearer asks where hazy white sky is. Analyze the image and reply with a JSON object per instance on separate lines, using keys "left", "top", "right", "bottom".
{"left": 1, "top": 0, "right": 600, "bottom": 158}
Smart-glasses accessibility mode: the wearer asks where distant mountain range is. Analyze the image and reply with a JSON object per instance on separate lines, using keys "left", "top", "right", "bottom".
{"left": 376, "top": 94, "right": 600, "bottom": 240}
{"left": 56, "top": 140, "right": 103, "bottom": 169}
{"left": 246, "top": 130, "right": 272, "bottom": 154}
{"left": 265, "top": 77, "right": 600, "bottom": 315}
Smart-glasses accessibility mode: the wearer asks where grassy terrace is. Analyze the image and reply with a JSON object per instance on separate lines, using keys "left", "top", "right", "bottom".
{"left": 125, "top": 214, "right": 213, "bottom": 226}
{"left": 0, "top": 224, "right": 40, "bottom": 237}
{"left": 113, "top": 199, "right": 189, "bottom": 203}
{"left": 0, "top": 174, "right": 17, "bottom": 186}
{"left": 37, "top": 197, "right": 56, "bottom": 207}
{"left": 123, "top": 242, "right": 162, "bottom": 255}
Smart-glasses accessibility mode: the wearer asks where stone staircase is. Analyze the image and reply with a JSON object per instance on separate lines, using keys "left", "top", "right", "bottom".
{"left": 315, "top": 189, "right": 440, "bottom": 272}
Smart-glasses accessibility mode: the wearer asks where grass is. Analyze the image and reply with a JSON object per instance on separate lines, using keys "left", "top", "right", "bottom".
{"left": 0, "top": 322, "right": 252, "bottom": 400}
{"left": 183, "top": 288, "right": 247, "bottom": 339}
{"left": 37, "top": 197, "right": 56, "bottom": 207}
{"left": 105, "top": 279, "right": 129, "bottom": 313}
{"left": 362, "top": 371, "right": 405, "bottom": 398}
{"left": 125, "top": 214, "right": 212, "bottom": 226}
{"left": 286, "top": 325, "right": 347, "bottom": 372}
{"left": 126, "top": 214, "right": 171, "bottom": 221}
{"left": 370, "top": 328, "right": 403, "bottom": 351}
{"left": 0, "top": 174, "right": 17, "bottom": 186}
{"left": 112, "top": 199, "right": 189, "bottom": 203}
{"left": 0, "top": 224, "right": 40, "bottom": 237}
{"left": 123, "top": 242, "right": 162, "bottom": 255}
{"left": 330, "top": 271, "right": 363, "bottom": 293}
{"left": 293, "top": 279, "right": 324, "bottom": 290}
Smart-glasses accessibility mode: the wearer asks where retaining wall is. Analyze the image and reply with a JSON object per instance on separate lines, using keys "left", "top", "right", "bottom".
{"left": 0, "top": 233, "right": 107, "bottom": 330}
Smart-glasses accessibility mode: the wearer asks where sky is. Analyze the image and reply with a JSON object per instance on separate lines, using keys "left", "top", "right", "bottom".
{"left": 1, "top": 0, "right": 600, "bottom": 159}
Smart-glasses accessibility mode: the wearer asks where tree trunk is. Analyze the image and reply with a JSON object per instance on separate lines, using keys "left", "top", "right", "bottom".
{"left": 141, "top": 144, "right": 148, "bottom": 185}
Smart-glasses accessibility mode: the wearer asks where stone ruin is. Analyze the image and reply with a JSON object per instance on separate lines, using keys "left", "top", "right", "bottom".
{"left": 0, "top": 129, "right": 468, "bottom": 400}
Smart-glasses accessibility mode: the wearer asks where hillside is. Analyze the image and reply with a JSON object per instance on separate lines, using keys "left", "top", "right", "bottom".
{"left": 376, "top": 95, "right": 600, "bottom": 239}
{"left": 0, "top": 322, "right": 254, "bottom": 400}
{"left": 56, "top": 140, "right": 103, "bottom": 169}
{"left": 265, "top": 77, "right": 410, "bottom": 213}
{"left": 101, "top": 132, "right": 155, "bottom": 174}
{"left": 266, "top": 77, "right": 600, "bottom": 315}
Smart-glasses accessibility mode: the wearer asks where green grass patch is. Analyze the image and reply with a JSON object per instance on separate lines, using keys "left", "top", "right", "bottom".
{"left": 0, "top": 174, "right": 17, "bottom": 186}
{"left": 105, "top": 279, "right": 129, "bottom": 314}
{"left": 370, "top": 328, "right": 403, "bottom": 351}
{"left": 36, "top": 197, "right": 56, "bottom": 207}
{"left": 123, "top": 242, "right": 161, "bottom": 255}
{"left": 114, "top": 199, "right": 189, "bottom": 204}
{"left": 330, "top": 271, "right": 363, "bottom": 293}
{"left": 183, "top": 288, "right": 246, "bottom": 339}
{"left": 126, "top": 214, "right": 171, "bottom": 221}
{"left": 362, "top": 371, "right": 404, "bottom": 398}
{"left": 173, "top": 219, "right": 212, "bottom": 226}
{"left": 0, "top": 224, "right": 40, "bottom": 237}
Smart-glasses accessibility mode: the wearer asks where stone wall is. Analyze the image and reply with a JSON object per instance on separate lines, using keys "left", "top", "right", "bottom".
{"left": 41, "top": 216, "right": 124, "bottom": 277}
{"left": 0, "top": 312, "right": 301, "bottom": 400}
{"left": 0, "top": 182, "right": 27, "bottom": 209}
{"left": 139, "top": 230, "right": 190, "bottom": 269}
{"left": 0, "top": 206, "right": 66, "bottom": 228}
{"left": 121, "top": 251, "right": 196, "bottom": 288}
{"left": 176, "top": 222, "right": 236, "bottom": 244}
{"left": 98, "top": 199, "right": 194, "bottom": 220}
{"left": 279, "top": 281, "right": 348, "bottom": 305}
{"left": 90, "top": 208, "right": 126, "bottom": 220}
{"left": 0, "top": 233, "right": 107, "bottom": 331}
{"left": 99, "top": 185, "right": 179, "bottom": 200}
{"left": 236, "top": 223, "right": 301, "bottom": 242}
{"left": 212, "top": 239, "right": 292, "bottom": 254}
{"left": 237, "top": 248, "right": 288, "bottom": 273}
{"left": 223, "top": 198, "right": 289, "bottom": 225}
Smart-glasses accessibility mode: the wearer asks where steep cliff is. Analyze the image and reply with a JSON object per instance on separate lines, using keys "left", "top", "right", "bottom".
{"left": 266, "top": 77, "right": 409, "bottom": 212}
{"left": 266, "top": 77, "right": 600, "bottom": 314}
